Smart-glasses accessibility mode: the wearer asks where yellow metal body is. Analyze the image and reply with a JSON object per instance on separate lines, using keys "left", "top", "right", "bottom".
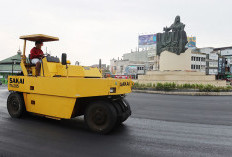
{"left": 8, "top": 34, "right": 133, "bottom": 119}
{"left": 8, "top": 59, "right": 133, "bottom": 119}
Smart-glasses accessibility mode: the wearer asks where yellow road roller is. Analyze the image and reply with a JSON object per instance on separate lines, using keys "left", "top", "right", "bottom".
{"left": 7, "top": 34, "right": 132, "bottom": 134}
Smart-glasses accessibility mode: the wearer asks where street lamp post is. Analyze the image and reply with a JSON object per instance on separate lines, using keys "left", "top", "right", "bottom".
{"left": 11, "top": 59, "right": 17, "bottom": 75}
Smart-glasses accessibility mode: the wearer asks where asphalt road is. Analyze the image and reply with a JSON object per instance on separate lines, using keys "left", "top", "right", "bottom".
{"left": 1, "top": 87, "right": 232, "bottom": 157}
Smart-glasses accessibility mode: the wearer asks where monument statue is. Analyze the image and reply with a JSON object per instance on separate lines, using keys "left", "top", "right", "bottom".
{"left": 156, "top": 15, "right": 188, "bottom": 56}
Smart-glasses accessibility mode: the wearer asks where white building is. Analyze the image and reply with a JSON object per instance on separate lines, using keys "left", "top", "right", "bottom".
{"left": 110, "top": 59, "right": 145, "bottom": 79}
{"left": 191, "top": 52, "right": 206, "bottom": 72}
{"left": 110, "top": 48, "right": 157, "bottom": 78}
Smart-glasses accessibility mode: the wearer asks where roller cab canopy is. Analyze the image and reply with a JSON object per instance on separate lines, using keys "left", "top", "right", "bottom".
{"left": 20, "top": 34, "right": 59, "bottom": 60}
{"left": 20, "top": 34, "right": 59, "bottom": 42}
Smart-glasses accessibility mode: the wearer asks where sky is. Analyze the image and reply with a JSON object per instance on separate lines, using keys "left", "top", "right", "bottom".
{"left": 0, "top": 0, "right": 232, "bottom": 65}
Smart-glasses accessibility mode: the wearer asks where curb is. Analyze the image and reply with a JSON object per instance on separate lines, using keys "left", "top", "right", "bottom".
{"left": 132, "top": 89, "right": 232, "bottom": 96}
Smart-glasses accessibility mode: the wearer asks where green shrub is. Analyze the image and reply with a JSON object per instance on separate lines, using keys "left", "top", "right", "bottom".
{"left": 176, "top": 84, "right": 183, "bottom": 89}
{"left": 226, "top": 86, "right": 232, "bottom": 91}
{"left": 152, "top": 83, "right": 156, "bottom": 88}
{"left": 133, "top": 82, "right": 139, "bottom": 88}
{"left": 190, "top": 84, "right": 196, "bottom": 89}
{"left": 163, "top": 83, "right": 171, "bottom": 91}
{"left": 182, "top": 83, "right": 193, "bottom": 89}
{"left": 146, "top": 83, "right": 152, "bottom": 88}
{"left": 198, "top": 84, "right": 219, "bottom": 92}
{"left": 171, "top": 82, "right": 176, "bottom": 89}
{"left": 156, "top": 83, "right": 163, "bottom": 90}
{"left": 133, "top": 82, "right": 232, "bottom": 92}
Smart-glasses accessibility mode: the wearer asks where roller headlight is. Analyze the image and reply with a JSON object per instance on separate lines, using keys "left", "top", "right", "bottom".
{"left": 110, "top": 87, "right": 116, "bottom": 93}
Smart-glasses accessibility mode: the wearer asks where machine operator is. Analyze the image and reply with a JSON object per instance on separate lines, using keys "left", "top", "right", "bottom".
{"left": 30, "top": 41, "right": 44, "bottom": 76}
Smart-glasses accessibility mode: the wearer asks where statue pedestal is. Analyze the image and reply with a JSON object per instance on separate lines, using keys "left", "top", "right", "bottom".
{"left": 138, "top": 48, "right": 227, "bottom": 86}
{"left": 159, "top": 49, "right": 192, "bottom": 71}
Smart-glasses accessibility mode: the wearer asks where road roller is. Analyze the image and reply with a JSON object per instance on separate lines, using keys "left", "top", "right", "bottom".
{"left": 7, "top": 34, "right": 132, "bottom": 134}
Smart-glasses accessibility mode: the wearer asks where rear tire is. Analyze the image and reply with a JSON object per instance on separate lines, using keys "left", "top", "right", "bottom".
{"left": 114, "top": 98, "right": 131, "bottom": 125}
{"left": 7, "top": 92, "right": 25, "bottom": 118}
{"left": 84, "top": 101, "right": 117, "bottom": 134}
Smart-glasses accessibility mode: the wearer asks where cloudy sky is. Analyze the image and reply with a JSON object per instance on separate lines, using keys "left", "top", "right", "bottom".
{"left": 1, "top": 0, "right": 232, "bottom": 65}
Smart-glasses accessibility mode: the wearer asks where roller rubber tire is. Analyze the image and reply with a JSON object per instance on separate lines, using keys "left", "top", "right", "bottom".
{"left": 84, "top": 101, "right": 117, "bottom": 134}
{"left": 7, "top": 92, "right": 25, "bottom": 118}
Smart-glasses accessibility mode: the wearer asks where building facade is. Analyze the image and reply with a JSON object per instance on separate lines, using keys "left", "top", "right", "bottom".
{"left": 214, "top": 47, "right": 232, "bottom": 79}
{"left": 0, "top": 49, "right": 22, "bottom": 84}
{"left": 191, "top": 51, "right": 206, "bottom": 72}
{"left": 110, "top": 58, "right": 145, "bottom": 79}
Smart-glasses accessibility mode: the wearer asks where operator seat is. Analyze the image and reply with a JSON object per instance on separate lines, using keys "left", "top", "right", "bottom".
{"left": 28, "top": 54, "right": 35, "bottom": 66}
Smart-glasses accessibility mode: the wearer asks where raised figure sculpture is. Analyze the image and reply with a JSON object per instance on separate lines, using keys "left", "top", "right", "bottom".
{"left": 156, "top": 15, "right": 188, "bottom": 56}
{"left": 163, "top": 16, "right": 185, "bottom": 32}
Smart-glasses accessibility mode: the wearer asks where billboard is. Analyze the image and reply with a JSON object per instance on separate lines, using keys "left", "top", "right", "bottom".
{"left": 187, "top": 37, "right": 196, "bottom": 48}
{"left": 221, "top": 49, "right": 232, "bottom": 56}
{"left": 138, "top": 34, "right": 156, "bottom": 47}
{"left": 125, "top": 65, "right": 137, "bottom": 75}
{"left": 209, "top": 54, "right": 218, "bottom": 60}
{"left": 218, "top": 57, "right": 226, "bottom": 74}
{"left": 115, "top": 75, "right": 128, "bottom": 79}
{"left": 208, "top": 69, "right": 218, "bottom": 75}
{"left": 209, "top": 62, "right": 218, "bottom": 68}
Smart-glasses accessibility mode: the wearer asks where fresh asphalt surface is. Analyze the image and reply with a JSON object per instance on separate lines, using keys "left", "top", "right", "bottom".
{"left": 1, "top": 87, "right": 232, "bottom": 157}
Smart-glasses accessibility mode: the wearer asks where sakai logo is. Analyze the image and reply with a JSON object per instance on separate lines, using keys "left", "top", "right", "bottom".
{"left": 120, "top": 82, "right": 130, "bottom": 86}
{"left": 9, "top": 78, "right": 24, "bottom": 84}
{"left": 9, "top": 84, "right": 19, "bottom": 88}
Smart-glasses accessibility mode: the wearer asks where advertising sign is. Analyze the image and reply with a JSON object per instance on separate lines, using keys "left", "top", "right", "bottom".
{"left": 209, "top": 62, "right": 218, "bottom": 68}
{"left": 125, "top": 65, "right": 137, "bottom": 75}
{"left": 209, "top": 54, "right": 218, "bottom": 60}
{"left": 138, "top": 34, "right": 156, "bottom": 46}
{"left": 115, "top": 75, "right": 128, "bottom": 79}
{"left": 218, "top": 57, "right": 226, "bottom": 74}
{"left": 111, "top": 66, "right": 116, "bottom": 75}
{"left": 208, "top": 69, "right": 218, "bottom": 75}
{"left": 187, "top": 37, "right": 196, "bottom": 48}
{"left": 226, "top": 58, "right": 231, "bottom": 66}
{"left": 221, "top": 49, "right": 232, "bottom": 56}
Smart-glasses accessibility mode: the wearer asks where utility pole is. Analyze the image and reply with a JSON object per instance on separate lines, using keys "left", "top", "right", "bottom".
{"left": 99, "top": 59, "right": 102, "bottom": 69}
{"left": 11, "top": 59, "right": 17, "bottom": 75}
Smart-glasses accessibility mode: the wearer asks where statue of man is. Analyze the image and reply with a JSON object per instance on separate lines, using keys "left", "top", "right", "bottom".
{"left": 163, "top": 15, "right": 185, "bottom": 32}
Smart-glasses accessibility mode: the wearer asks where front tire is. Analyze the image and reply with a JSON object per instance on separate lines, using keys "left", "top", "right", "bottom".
{"left": 84, "top": 101, "right": 117, "bottom": 134}
{"left": 7, "top": 92, "right": 25, "bottom": 118}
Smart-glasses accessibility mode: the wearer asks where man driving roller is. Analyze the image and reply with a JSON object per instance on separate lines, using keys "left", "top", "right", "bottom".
{"left": 30, "top": 41, "right": 44, "bottom": 76}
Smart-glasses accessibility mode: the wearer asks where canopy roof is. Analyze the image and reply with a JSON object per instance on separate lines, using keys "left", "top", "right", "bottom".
{"left": 0, "top": 53, "right": 21, "bottom": 64}
{"left": 20, "top": 34, "right": 59, "bottom": 42}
